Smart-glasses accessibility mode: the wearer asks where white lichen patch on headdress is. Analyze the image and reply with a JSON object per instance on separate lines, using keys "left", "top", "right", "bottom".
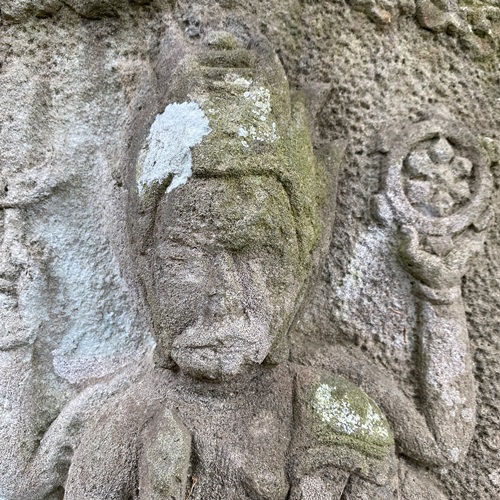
{"left": 136, "top": 102, "right": 211, "bottom": 196}
{"left": 224, "top": 73, "right": 252, "bottom": 89}
{"left": 312, "top": 383, "right": 390, "bottom": 440}
{"left": 238, "top": 86, "right": 279, "bottom": 147}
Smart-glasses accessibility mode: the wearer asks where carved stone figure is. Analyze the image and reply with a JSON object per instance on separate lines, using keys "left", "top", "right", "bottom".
{"left": 53, "top": 31, "right": 398, "bottom": 500}
{"left": 3, "top": 1, "right": 500, "bottom": 498}
{"left": 0, "top": 160, "right": 146, "bottom": 500}
{"left": 293, "top": 119, "right": 494, "bottom": 499}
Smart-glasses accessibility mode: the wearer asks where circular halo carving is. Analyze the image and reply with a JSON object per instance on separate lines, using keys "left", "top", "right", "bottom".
{"left": 384, "top": 120, "right": 492, "bottom": 236}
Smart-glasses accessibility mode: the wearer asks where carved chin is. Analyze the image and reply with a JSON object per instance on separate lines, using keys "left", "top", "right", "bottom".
{"left": 170, "top": 318, "right": 273, "bottom": 381}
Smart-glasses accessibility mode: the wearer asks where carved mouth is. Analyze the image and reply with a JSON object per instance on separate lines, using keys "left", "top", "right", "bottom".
{"left": 170, "top": 318, "right": 272, "bottom": 381}
{"left": 171, "top": 343, "right": 247, "bottom": 381}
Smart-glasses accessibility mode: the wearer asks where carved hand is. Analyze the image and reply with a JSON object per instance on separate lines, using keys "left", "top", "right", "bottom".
{"left": 398, "top": 225, "right": 485, "bottom": 289}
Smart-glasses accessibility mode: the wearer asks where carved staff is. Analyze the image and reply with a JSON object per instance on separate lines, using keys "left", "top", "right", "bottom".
{"left": 374, "top": 120, "right": 493, "bottom": 464}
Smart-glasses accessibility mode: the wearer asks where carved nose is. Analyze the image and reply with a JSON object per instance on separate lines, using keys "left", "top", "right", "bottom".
{"left": 205, "top": 286, "right": 245, "bottom": 322}
{"left": 203, "top": 255, "right": 246, "bottom": 322}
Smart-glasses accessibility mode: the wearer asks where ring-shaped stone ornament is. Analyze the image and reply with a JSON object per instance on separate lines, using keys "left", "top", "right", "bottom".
{"left": 383, "top": 120, "right": 492, "bottom": 236}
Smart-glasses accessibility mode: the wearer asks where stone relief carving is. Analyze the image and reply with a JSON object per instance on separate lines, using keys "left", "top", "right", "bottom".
{"left": 0, "top": 107, "right": 149, "bottom": 498}
{"left": 2, "top": 26, "right": 488, "bottom": 499}
{"left": 372, "top": 120, "right": 493, "bottom": 464}
{"left": 288, "top": 119, "right": 494, "bottom": 499}
{"left": 1, "top": 0, "right": 499, "bottom": 496}
{"left": 45, "top": 31, "right": 405, "bottom": 500}
{"left": 1, "top": 2, "right": 498, "bottom": 496}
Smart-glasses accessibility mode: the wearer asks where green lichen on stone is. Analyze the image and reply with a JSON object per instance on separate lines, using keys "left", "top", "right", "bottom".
{"left": 307, "top": 375, "right": 394, "bottom": 460}
{"left": 205, "top": 31, "right": 242, "bottom": 50}
{"left": 279, "top": 100, "right": 327, "bottom": 267}
{"left": 215, "top": 176, "right": 300, "bottom": 257}
{"left": 136, "top": 32, "right": 326, "bottom": 277}
{"left": 158, "top": 33, "right": 328, "bottom": 287}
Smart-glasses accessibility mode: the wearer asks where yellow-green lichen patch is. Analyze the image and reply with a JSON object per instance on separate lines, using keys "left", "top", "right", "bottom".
{"left": 278, "top": 100, "right": 327, "bottom": 266}
{"left": 313, "top": 384, "right": 389, "bottom": 439}
{"left": 192, "top": 76, "right": 288, "bottom": 174}
{"left": 205, "top": 31, "right": 242, "bottom": 50}
{"left": 309, "top": 376, "right": 394, "bottom": 459}
{"left": 184, "top": 50, "right": 324, "bottom": 276}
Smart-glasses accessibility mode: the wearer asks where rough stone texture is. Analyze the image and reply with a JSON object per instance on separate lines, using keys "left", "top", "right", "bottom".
{"left": 1, "top": 0, "right": 499, "bottom": 499}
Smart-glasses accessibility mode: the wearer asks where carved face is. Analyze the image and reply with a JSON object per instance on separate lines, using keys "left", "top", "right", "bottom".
{"left": 130, "top": 31, "right": 327, "bottom": 380}
{"left": 151, "top": 176, "right": 302, "bottom": 380}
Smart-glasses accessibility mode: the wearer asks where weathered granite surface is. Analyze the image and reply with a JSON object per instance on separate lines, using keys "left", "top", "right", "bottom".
{"left": 1, "top": 1, "right": 499, "bottom": 498}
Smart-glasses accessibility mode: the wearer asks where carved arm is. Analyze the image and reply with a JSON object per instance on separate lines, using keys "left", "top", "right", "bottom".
{"left": 398, "top": 226, "right": 485, "bottom": 463}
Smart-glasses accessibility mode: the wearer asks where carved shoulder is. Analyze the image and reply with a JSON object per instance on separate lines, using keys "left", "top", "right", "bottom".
{"left": 291, "top": 366, "right": 395, "bottom": 487}
{"left": 64, "top": 390, "right": 150, "bottom": 500}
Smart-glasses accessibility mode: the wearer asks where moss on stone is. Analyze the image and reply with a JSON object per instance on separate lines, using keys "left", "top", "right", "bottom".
{"left": 184, "top": 45, "right": 325, "bottom": 277}
{"left": 306, "top": 374, "right": 394, "bottom": 460}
